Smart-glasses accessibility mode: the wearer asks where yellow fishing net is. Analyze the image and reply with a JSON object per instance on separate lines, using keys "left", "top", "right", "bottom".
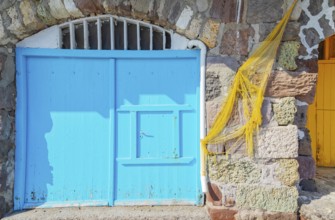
{"left": 201, "top": 0, "right": 298, "bottom": 176}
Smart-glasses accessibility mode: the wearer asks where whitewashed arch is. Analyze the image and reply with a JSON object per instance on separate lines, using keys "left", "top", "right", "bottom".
{"left": 17, "top": 15, "right": 192, "bottom": 50}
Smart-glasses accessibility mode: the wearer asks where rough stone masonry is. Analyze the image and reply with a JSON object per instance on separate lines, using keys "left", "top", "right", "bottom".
{"left": 0, "top": 0, "right": 333, "bottom": 219}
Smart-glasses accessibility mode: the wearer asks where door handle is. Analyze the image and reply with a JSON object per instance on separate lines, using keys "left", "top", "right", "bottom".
{"left": 140, "top": 131, "right": 153, "bottom": 138}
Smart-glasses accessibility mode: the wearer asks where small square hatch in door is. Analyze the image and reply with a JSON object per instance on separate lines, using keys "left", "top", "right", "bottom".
{"left": 138, "top": 111, "right": 176, "bottom": 159}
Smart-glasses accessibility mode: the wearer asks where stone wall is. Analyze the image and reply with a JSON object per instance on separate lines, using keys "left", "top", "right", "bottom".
{"left": 205, "top": 0, "right": 332, "bottom": 219}
{"left": 0, "top": 46, "right": 15, "bottom": 217}
{"left": 0, "top": 0, "right": 333, "bottom": 218}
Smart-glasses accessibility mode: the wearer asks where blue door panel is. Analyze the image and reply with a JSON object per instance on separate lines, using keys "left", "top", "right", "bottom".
{"left": 115, "top": 58, "right": 200, "bottom": 205}
{"left": 114, "top": 164, "right": 198, "bottom": 205}
{"left": 115, "top": 58, "right": 198, "bottom": 106}
{"left": 137, "top": 111, "right": 175, "bottom": 158}
{"left": 22, "top": 56, "right": 112, "bottom": 207}
{"left": 14, "top": 48, "right": 201, "bottom": 209}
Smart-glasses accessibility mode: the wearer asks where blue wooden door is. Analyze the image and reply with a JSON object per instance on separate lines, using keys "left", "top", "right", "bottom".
{"left": 115, "top": 57, "right": 201, "bottom": 205}
{"left": 14, "top": 48, "right": 201, "bottom": 210}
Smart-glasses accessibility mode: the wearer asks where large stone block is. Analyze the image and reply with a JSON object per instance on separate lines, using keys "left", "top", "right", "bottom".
{"left": 273, "top": 97, "right": 297, "bottom": 126}
{"left": 261, "top": 98, "right": 279, "bottom": 127}
{"left": 0, "top": 147, "right": 14, "bottom": 218}
{"left": 278, "top": 41, "right": 300, "bottom": 71}
{"left": 0, "top": 83, "right": 16, "bottom": 110}
{"left": 206, "top": 203, "right": 237, "bottom": 220}
{"left": 209, "top": 0, "right": 244, "bottom": 23}
{"left": 206, "top": 71, "right": 222, "bottom": 101}
{"left": 0, "top": 110, "right": 11, "bottom": 141}
{"left": 0, "top": 141, "right": 12, "bottom": 161}
{"left": 185, "top": 16, "right": 202, "bottom": 39}
{"left": 176, "top": 6, "right": 193, "bottom": 32}
{"left": 255, "top": 125, "right": 299, "bottom": 159}
{"left": 130, "top": 0, "right": 152, "bottom": 14}
{"left": 0, "top": 16, "right": 12, "bottom": 45}
{"left": 246, "top": 0, "right": 283, "bottom": 23}
{"left": 36, "top": 2, "right": 58, "bottom": 26}
{"left": 207, "top": 56, "right": 239, "bottom": 72}
{"left": 48, "top": 0, "right": 70, "bottom": 19}
{"left": 209, "top": 157, "right": 299, "bottom": 187}
{"left": 300, "top": 191, "right": 335, "bottom": 220}
{"left": 319, "top": 15, "right": 333, "bottom": 39}
{"left": 0, "top": 49, "right": 15, "bottom": 88}
{"left": 0, "top": 135, "right": 13, "bottom": 150}
{"left": 274, "top": 159, "right": 299, "bottom": 186}
{"left": 261, "top": 159, "right": 299, "bottom": 187}
{"left": 206, "top": 100, "right": 222, "bottom": 129}
{"left": 154, "top": 0, "right": 171, "bottom": 21}
{"left": 200, "top": 19, "right": 220, "bottom": 48}
{"left": 63, "top": 0, "right": 84, "bottom": 18}
{"left": 220, "top": 26, "right": 254, "bottom": 56}
{"left": 236, "top": 185, "right": 298, "bottom": 212}
{"left": 283, "top": 22, "right": 301, "bottom": 41}
{"left": 208, "top": 157, "right": 262, "bottom": 184}
{"left": 7, "top": 6, "right": 28, "bottom": 39}
{"left": 196, "top": 0, "right": 208, "bottom": 12}
{"left": 168, "top": 1, "right": 183, "bottom": 24}
{"left": 206, "top": 182, "right": 222, "bottom": 206}
{"left": 73, "top": 0, "right": 104, "bottom": 15}
{"left": 299, "top": 179, "right": 317, "bottom": 192}
{"left": 296, "top": 58, "right": 318, "bottom": 73}
{"left": 19, "top": 0, "right": 45, "bottom": 31}
{"left": 205, "top": 56, "right": 238, "bottom": 128}
{"left": 297, "top": 156, "right": 316, "bottom": 179}
{"left": 261, "top": 98, "right": 273, "bottom": 126}
{"left": 235, "top": 209, "right": 297, "bottom": 220}
{"left": 265, "top": 71, "right": 317, "bottom": 104}
{"left": 302, "top": 28, "right": 320, "bottom": 48}
{"left": 294, "top": 104, "right": 308, "bottom": 128}
{"left": 0, "top": 0, "right": 17, "bottom": 11}
{"left": 0, "top": 196, "right": 6, "bottom": 219}
{"left": 0, "top": 52, "right": 6, "bottom": 74}
{"left": 259, "top": 23, "right": 275, "bottom": 41}
{"left": 298, "top": 128, "right": 312, "bottom": 156}
{"left": 307, "top": 0, "right": 323, "bottom": 16}
{"left": 102, "top": 0, "right": 122, "bottom": 15}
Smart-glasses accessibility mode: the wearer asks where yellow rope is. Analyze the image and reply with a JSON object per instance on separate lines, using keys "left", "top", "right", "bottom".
{"left": 201, "top": 0, "right": 298, "bottom": 176}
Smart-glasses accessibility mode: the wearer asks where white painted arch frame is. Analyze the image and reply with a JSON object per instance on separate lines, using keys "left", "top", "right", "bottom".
{"left": 17, "top": 15, "right": 208, "bottom": 193}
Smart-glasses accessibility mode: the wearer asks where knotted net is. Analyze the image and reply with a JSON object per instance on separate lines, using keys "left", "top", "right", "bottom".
{"left": 201, "top": 0, "right": 299, "bottom": 176}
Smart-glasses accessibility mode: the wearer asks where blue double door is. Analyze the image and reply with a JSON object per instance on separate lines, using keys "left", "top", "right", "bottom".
{"left": 14, "top": 48, "right": 201, "bottom": 209}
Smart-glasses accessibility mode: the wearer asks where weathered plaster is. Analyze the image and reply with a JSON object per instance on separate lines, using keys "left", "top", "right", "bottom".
{"left": 299, "top": 0, "right": 335, "bottom": 59}
{"left": 16, "top": 26, "right": 60, "bottom": 48}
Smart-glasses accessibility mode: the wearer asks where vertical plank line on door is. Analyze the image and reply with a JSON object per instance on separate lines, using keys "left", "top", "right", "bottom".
{"left": 108, "top": 59, "right": 116, "bottom": 205}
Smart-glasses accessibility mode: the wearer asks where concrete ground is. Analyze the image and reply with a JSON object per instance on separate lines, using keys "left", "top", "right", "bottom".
{"left": 1, "top": 206, "right": 210, "bottom": 220}
{"left": 4, "top": 167, "right": 335, "bottom": 220}
{"left": 299, "top": 167, "right": 335, "bottom": 220}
